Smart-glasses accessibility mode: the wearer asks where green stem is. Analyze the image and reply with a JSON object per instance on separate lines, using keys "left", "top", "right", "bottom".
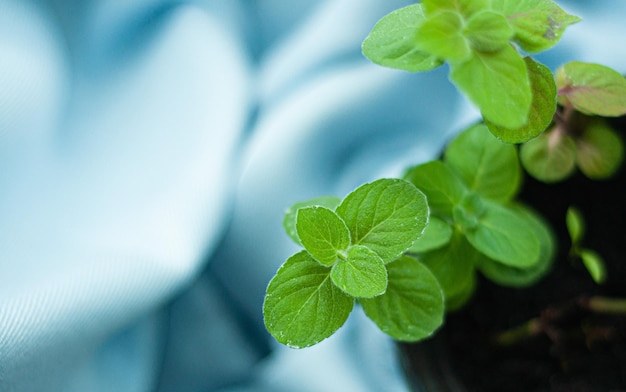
{"left": 493, "top": 318, "right": 542, "bottom": 347}
{"left": 553, "top": 103, "right": 574, "bottom": 129}
{"left": 585, "top": 296, "right": 626, "bottom": 315}
{"left": 493, "top": 295, "right": 626, "bottom": 347}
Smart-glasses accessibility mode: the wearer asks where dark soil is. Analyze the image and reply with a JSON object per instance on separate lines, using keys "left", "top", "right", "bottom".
{"left": 401, "top": 116, "right": 626, "bottom": 392}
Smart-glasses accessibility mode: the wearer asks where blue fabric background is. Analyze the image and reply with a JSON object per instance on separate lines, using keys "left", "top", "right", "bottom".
{"left": 1, "top": 1, "right": 625, "bottom": 391}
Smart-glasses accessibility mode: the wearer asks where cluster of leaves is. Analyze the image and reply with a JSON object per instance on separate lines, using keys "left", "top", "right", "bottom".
{"left": 263, "top": 0, "right": 626, "bottom": 350}
{"left": 521, "top": 62, "right": 626, "bottom": 182}
{"left": 263, "top": 124, "right": 557, "bottom": 348}
{"left": 403, "top": 124, "right": 555, "bottom": 309}
{"left": 363, "top": 0, "right": 626, "bottom": 183}
{"left": 263, "top": 179, "right": 445, "bottom": 348}
{"left": 362, "top": 0, "right": 580, "bottom": 137}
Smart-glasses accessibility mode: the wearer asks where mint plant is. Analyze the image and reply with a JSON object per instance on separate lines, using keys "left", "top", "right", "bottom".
{"left": 362, "top": 0, "right": 579, "bottom": 137}
{"left": 362, "top": 0, "right": 626, "bottom": 178}
{"left": 264, "top": 179, "right": 445, "bottom": 348}
{"left": 263, "top": 0, "right": 626, "bottom": 351}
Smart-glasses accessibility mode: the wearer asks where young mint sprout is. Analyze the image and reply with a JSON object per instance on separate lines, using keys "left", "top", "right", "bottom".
{"left": 362, "top": 0, "right": 580, "bottom": 138}
{"left": 264, "top": 179, "right": 444, "bottom": 348}
{"left": 566, "top": 206, "right": 607, "bottom": 284}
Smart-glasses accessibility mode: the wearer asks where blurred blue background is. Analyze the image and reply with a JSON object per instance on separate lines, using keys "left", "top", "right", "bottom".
{"left": 1, "top": 1, "right": 625, "bottom": 391}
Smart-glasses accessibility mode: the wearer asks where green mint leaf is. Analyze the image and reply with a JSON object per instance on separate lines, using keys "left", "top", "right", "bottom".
{"left": 566, "top": 206, "right": 585, "bottom": 245}
{"left": 422, "top": 0, "right": 489, "bottom": 17}
{"left": 408, "top": 216, "right": 453, "bottom": 253}
{"left": 415, "top": 10, "right": 471, "bottom": 62}
{"left": 450, "top": 45, "right": 532, "bottom": 129}
{"left": 284, "top": 196, "right": 341, "bottom": 245}
{"left": 520, "top": 128, "right": 577, "bottom": 182}
{"left": 557, "top": 62, "right": 626, "bottom": 117}
{"left": 576, "top": 119, "right": 624, "bottom": 180}
{"left": 263, "top": 251, "right": 354, "bottom": 348}
{"left": 580, "top": 249, "right": 607, "bottom": 284}
{"left": 465, "top": 200, "right": 541, "bottom": 268}
{"left": 420, "top": 233, "right": 478, "bottom": 311}
{"left": 330, "top": 245, "right": 387, "bottom": 298}
{"left": 336, "top": 178, "right": 428, "bottom": 264}
{"left": 492, "top": 0, "right": 580, "bottom": 53}
{"left": 464, "top": 10, "right": 514, "bottom": 53}
{"left": 476, "top": 204, "right": 555, "bottom": 287}
{"left": 362, "top": 4, "right": 443, "bottom": 72}
{"left": 296, "top": 206, "right": 350, "bottom": 266}
{"left": 444, "top": 123, "right": 521, "bottom": 202}
{"left": 360, "top": 256, "right": 444, "bottom": 342}
{"left": 403, "top": 161, "right": 467, "bottom": 219}
{"left": 485, "top": 57, "right": 557, "bottom": 144}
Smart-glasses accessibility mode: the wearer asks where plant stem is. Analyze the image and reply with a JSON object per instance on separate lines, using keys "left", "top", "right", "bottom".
{"left": 493, "top": 318, "right": 542, "bottom": 347}
{"left": 492, "top": 295, "right": 626, "bottom": 347}
{"left": 584, "top": 296, "right": 626, "bottom": 315}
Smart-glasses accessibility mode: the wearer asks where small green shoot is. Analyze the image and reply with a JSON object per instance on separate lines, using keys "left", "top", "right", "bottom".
{"left": 566, "top": 206, "right": 607, "bottom": 284}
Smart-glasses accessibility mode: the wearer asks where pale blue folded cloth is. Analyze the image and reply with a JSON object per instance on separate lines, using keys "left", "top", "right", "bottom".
{"left": 1, "top": 1, "right": 624, "bottom": 391}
